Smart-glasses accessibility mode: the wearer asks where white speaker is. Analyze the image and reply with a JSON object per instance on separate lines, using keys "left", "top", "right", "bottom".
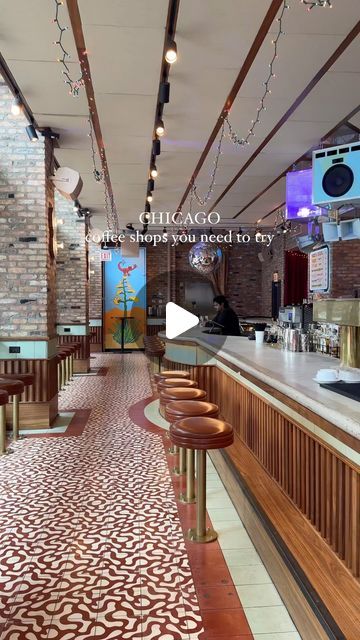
{"left": 322, "top": 222, "right": 340, "bottom": 242}
{"left": 51, "top": 167, "right": 83, "bottom": 200}
{"left": 312, "top": 143, "right": 360, "bottom": 207}
{"left": 340, "top": 219, "right": 360, "bottom": 240}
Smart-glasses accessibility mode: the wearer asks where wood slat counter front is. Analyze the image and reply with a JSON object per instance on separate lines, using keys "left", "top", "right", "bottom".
{"left": 160, "top": 330, "right": 360, "bottom": 640}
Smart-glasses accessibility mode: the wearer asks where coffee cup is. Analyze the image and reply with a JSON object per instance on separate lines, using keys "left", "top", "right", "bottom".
{"left": 315, "top": 368, "right": 338, "bottom": 381}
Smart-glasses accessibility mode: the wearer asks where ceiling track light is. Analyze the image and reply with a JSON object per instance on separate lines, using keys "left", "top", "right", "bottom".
{"left": 153, "top": 138, "right": 161, "bottom": 156}
{"left": 159, "top": 82, "right": 170, "bottom": 104}
{"left": 155, "top": 118, "right": 165, "bottom": 137}
{"left": 146, "top": 192, "right": 153, "bottom": 203}
{"left": 11, "top": 95, "right": 23, "bottom": 116}
{"left": 145, "top": 202, "right": 151, "bottom": 214}
{"left": 165, "top": 40, "right": 177, "bottom": 64}
{"left": 163, "top": 226, "right": 167, "bottom": 235}
{"left": 148, "top": 179, "right": 155, "bottom": 192}
{"left": 25, "top": 124, "right": 38, "bottom": 142}
{"left": 150, "top": 163, "right": 158, "bottom": 178}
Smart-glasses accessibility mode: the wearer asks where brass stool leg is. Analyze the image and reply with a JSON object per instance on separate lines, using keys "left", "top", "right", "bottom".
{"left": 57, "top": 363, "right": 61, "bottom": 392}
{"left": 173, "top": 446, "right": 187, "bottom": 476}
{"left": 169, "top": 444, "right": 179, "bottom": 455}
{"left": 188, "top": 450, "right": 217, "bottom": 543}
{"left": 12, "top": 395, "right": 20, "bottom": 441}
{"left": 179, "top": 449, "right": 196, "bottom": 504}
{"left": 65, "top": 357, "right": 70, "bottom": 384}
{"left": 70, "top": 354, "right": 74, "bottom": 380}
{"left": 61, "top": 360, "right": 65, "bottom": 389}
{"left": 0, "top": 405, "right": 7, "bottom": 455}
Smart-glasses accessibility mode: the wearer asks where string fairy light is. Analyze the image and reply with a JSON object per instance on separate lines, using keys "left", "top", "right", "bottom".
{"left": 191, "top": 121, "right": 226, "bottom": 205}
{"left": 53, "top": 0, "right": 84, "bottom": 96}
{"left": 87, "top": 114, "right": 103, "bottom": 182}
{"left": 188, "top": 0, "right": 333, "bottom": 204}
{"left": 301, "top": 0, "right": 332, "bottom": 9}
{"left": 225, "top": 0, "right": 289, "bottom": 147}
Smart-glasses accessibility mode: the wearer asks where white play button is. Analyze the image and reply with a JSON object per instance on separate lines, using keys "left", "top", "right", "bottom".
{"left": 165, "top": 302, "right": 199, "bottom": 339}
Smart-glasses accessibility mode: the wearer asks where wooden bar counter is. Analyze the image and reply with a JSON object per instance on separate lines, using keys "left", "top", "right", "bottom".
{"left": 160, "top": 329, "right": 360, "bottom": 640}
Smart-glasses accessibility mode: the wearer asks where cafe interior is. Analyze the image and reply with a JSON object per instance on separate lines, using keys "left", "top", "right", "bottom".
{"left": 0, "top": 1, "right": 359, "bottom": 639}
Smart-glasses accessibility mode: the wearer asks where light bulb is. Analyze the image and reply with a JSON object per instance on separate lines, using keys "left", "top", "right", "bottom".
{"left": 11, "top": 96, "right": 22, "bottom": 116}
{"left": 147, "top": 194, "right": 153, "bottom": 203}
{"left": 150, "top": 165, "right": 158, "bottom": 178}
{"left": 165, "top": 40, "right": 177, "bottom": 64}
{"left": 156, "top": 119, "right": 165, "bottom": 137}
{"left": 56, "top": 218, "right": 64, "bottom": 226}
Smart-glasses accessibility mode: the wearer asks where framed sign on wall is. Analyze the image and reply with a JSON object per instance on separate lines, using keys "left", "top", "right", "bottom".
{"left": 309, "top": 245, "right": 330, "bottom": 293}
{"left": 103, "top": 247, "right": 146, "bottom": 351}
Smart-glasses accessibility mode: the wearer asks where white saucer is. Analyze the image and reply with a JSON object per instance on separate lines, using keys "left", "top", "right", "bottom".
{"left": 341, "top": 379, "right": 360, "bottom": 384}
{"left": 313, "top": 377, "right": 339, "bottom": 384}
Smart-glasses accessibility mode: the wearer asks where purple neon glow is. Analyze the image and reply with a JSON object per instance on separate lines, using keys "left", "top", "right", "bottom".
{"left": 286, "top": 169, "right": 322, "bottom": 220}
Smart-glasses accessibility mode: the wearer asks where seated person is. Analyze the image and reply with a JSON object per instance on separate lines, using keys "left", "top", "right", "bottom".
{"left": 206, "top": 295, "right": 241, "bottom": 336}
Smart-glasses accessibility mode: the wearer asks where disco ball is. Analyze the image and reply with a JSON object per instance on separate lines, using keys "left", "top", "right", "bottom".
{"left": 188, "top": 242, "right": 222, "bottom": 274}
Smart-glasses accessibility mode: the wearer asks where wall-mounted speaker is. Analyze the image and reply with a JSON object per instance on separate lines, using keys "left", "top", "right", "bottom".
{"left": 312, "top": 143, "right": 360, "bottom": 207}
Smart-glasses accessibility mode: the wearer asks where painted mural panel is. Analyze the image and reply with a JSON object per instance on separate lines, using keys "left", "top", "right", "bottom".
{"left": 103, "top": 248, "right": 146, "bottom": 350}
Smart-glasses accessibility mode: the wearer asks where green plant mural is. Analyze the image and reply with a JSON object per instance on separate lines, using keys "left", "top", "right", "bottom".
{"left": 112, "top": 263, "right": 141, "bottom": 345}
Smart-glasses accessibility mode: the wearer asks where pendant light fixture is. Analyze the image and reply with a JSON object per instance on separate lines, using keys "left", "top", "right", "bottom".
{"left": 150, "top": 163, "right": 158, "bottom": 178}
{"left": 153, "top": 138, "right": 161, "bottom": 156}
{"left": 148, "top": 179, "right": 155, "bottom": 192}
{"left": 156, "top": 118, "right": 165, "bottom": 137}
{"left": 165, "top": 40, "right": 177, "bottom": 64}
{"left": 25, "top": 124, "right": 38, "bottom": 142}
{"left": 146, "top": 192, "right": 153, "bottom": 203}
{"left": 159, "top": 82, "right": 170, "bottom": 104}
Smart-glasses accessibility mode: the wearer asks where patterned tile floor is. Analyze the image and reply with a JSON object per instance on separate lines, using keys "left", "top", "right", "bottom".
{"left": 0, "top": 353, "right": 300, "bottom": 640}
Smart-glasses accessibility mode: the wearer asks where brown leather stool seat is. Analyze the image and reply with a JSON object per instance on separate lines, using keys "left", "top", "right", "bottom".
{"left": 159, "top": 387, "right": 206, "bottom": 418}
{"left": 0, "top": 378, "right": 25, "bottom": 445}
{"left": 0, "top": 378, "right": 25, "bottom": 397}
{"left": 154, "top": 370, "right": 190, "bottom": 384}
{"left": 1, "top": 372, "right": 35, "bottom": 388}
{"left": 0, "top": 389, "right": 9, "bottom": 455}
{"left": 166, "top": 401, "right": 219, "bottom": 502}
{"left": 170, "top": 417, "right": 234, "bottom": 544}
{"left": 165, "top": 400, "right": 219, "bottom": 423}
{"left": 157, "top": 378, "right": 198, "bottom": 392}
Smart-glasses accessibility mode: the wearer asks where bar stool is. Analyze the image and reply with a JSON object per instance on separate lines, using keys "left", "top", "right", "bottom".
{"left": 157, "top": 378, "right": 198, "bottom": 392}
{"left": 159, "top": 387, "right": 206, "bottom": 419}
{"left": 0, "top": 378, "right": 25, "bottom": 446}
{"left": 144, "top": 338, "right": 165, "bottom": 372}
{"left": 55, "top": 354, "right": 62, "bottom": 393}
{"left": 170, "top": 417, "right": 234, "bottom": 543}
{"left": 165, "top": 401, "right": 219, "bottom": 504}
{"left": 0, "top": 373, "right": 35, "bottom": 441}
{"left": 154, "top": 370, "right": 190, "bottom": 384}
{"left": 0, "top": 390, "right": 9, "bottom": 455}
{"left": 56, "top": 349, "right": 68, "bottom": 390}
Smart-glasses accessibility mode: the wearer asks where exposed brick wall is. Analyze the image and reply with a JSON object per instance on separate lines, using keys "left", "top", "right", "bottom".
{"left": 146, "top": 244, "right": 170, "bottom": 310}
{"left": 320, "top": 240, "right": 360, "bottom": 299}
{"left": 55, "top": 192, "right": 89, "bottom": 325}
{"left": 89, "top": 243, "right": 102, "bottom": 318}
{"left": 0, "top": 77, "right": 56, "bottom": 338}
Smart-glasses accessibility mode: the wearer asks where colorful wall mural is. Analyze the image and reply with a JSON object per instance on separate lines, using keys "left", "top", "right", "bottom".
{"left": 103, "top": 248, "right": 146, "bottom": 350}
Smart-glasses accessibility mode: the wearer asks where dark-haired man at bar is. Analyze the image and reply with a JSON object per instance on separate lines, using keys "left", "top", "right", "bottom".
{"left": 207, "top": 295, "right": 241, "bottom": 336}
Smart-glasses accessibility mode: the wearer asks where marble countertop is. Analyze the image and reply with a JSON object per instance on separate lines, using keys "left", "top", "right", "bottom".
{"left": 161, "top": 329, "right": 360, "bottom": 440}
